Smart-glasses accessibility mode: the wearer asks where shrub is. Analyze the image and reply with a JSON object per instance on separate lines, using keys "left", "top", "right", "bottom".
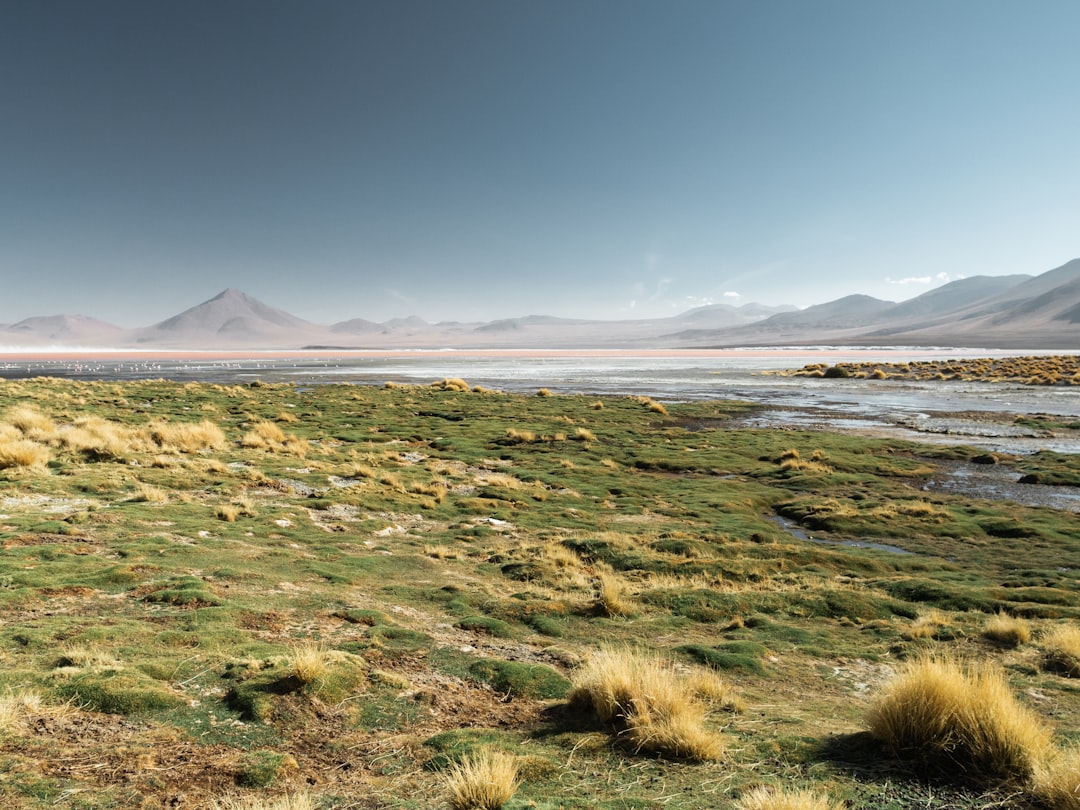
{"left": 444, "top": 749, "right": 520, "bottom": 810}
{"left": 982, "top": 612, "right": 1032, "bottom": 647}
{"left": 866, "top": 656, "right": 1053, "bottom": 779}
{"left": 569, "top": 646, "right": 725, "bottom": 760}
{"left": 734, "top": 786, "right": 845, "bottom": 810}
{"left": 1041, "top": 624, "right": 1080, "bottom": 677}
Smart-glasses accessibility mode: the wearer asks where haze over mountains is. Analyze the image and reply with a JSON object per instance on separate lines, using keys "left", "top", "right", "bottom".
{"left": 3, "top": 259, "right": 1080, "bottom": 351}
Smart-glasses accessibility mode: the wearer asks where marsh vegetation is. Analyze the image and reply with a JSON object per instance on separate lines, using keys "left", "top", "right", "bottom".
{"left": 0, "top": 377, "right": 1076, "bottom": 808}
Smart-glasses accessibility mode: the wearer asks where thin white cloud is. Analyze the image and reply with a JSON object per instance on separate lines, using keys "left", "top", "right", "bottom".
{"left": 885, "top": 272, "right": 953, "bottom": 286}
{"left": 671, "top": 295, "right": 715, "bottom": 310}
{"left": 384, "top": 288, "right": 416, "bottom": 304}
{"left": 723, "top": 291, "right": 740, "bottom": 299}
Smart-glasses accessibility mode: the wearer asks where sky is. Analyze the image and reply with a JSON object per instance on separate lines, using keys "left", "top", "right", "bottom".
{"left": 1, "top": 0, "right": 1078, "bottom": 327}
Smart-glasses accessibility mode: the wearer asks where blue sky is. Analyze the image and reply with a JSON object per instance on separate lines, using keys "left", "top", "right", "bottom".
{"left": 2, "top": 0, "right": 1078, "bottom": 326}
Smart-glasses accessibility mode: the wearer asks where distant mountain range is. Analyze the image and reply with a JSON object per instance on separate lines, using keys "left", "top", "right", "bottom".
{"left": 3, "top": 259, "right": 1080, "bottom": 350}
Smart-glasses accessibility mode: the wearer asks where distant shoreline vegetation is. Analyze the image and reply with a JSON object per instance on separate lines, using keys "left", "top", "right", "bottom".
{"left": 778, "top": 354, "right": 1080, "bottom": 385}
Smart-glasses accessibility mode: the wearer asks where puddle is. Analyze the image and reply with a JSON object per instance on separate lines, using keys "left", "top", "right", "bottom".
{"left": 922, "top": 462, "right": 1080, "bottom": 513}
{"left": 767, "top": 515, "right": 913, "bottom": 555}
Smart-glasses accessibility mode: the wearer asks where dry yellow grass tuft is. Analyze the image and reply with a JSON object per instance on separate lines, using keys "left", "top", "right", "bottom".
{"left": 1031, "top": 744, "right": 1080, "bottom": 810}
{"left": 150, "top": 419, "right": 227, "bottom": 452}
{"left": 505, "top": 428, "right": 537, "bottom": 444}
{"left": 0, "top": 689, "right": 43, "bottom": 733}
{"left": 5, "top": 405, "right": 57, "bottom": 439}
{"left": 734, "top": 786, "right": 845, "bottom": 810}
{"left": 901, "top": 609, "right": 951, "bottom": 641}
{"left": 631, "top": 395, "right": 668, "bottom": 415}
{"left": 241, "top": 420, "right": 308, "bottom": 457}
{"left": 216, "top": 504, "right": 241, "bottom": 522}
{"left": 444, "top": 749, "right": 520, "bottom": 810}
{"left": 982, "top": 611, "right": 1032, "bottom": 647}
{"left": 684, "top": 669, "right": 744, "bottom": 713}
{"left": 866, "top": 656, "right": 1053, "bottom": 779}
{"left": 595, "top": 572, "right": 631, "bottom": 617}
{"left": 570, "top": 646, "right": 726, "bottom": 761}
{"left": 130, "top": 482, "right": 169, "bottom": 503}
{"left": 210, "top": 794, "right": 317, "bottom": 810}
{"left": 432, "top": 378, "right": 471, "bottom": 392}
{"left": 289, "top": 642, "right": 331, "bottom": 685}
{"left": 60, "top": 416, "right": 142, "bottom": 459}
{"left": 241, "top": 420, "right": 287, "bottom": 448}
{"left": 1041, "top": 624, "right": 1080, "bottom": 677}
{"left": 0, "top": 438, "right": 51, "bottom": 469}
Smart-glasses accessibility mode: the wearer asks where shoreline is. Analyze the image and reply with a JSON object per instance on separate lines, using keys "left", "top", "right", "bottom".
{"left": 1, "top": 346, "right": 1074, "bottom": 363}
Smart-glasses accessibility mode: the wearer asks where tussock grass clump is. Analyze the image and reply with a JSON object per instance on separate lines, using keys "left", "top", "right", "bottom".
{"left": 432, "top": 377, "right": 471, "bottom": 392}
{"left": 901, "top": 609, "right": 953, "bottom": 641}
{"left": 149, "top": 419, "right": 227, "bottom": 452}
{"left": 1041, "top": 624, "right": 1080, "bottom": 677}
{"left": 216, "top": 504, "right": 242, "bottom": 522}
{"left": 1031, "top": 744, "right": 1080, "bottom": 810}
{"left": 290, "top": 642, "right": 331, "bottom": 685}
{"left": 130, "top": 482, "right": 169, "bottom": 503}
{"left": 60, "top": 416, "right": 142, "bottom": 459}
{"left": 734, "top": 786, "right": 845, "bottom": 810}
{"left": 241, "top": 420, "right": 308, "bottom": 456}
{"left": 505, "top": 428, "right": 537, "bottom": 444}
{"left": 5, "top": 405, "right": 57, "bottom": 439}
{"left": 0, "top": 437, "right": 51, "bottom": 469}
{"left": 595, "top": 572, "right": 631, "bottom": 617}
{"left": 444, "top": 749, "right": 520, "bottom": 810}
{"left": 570, "top": 647, "right": 726, "bottom": 760}
{"left": 0, "top": 689, "right": 43, "bottom": 733}
{"left": 866, "top": 656, "right": 1053, "bottom": 779}
{"left": 982, "top": 611, "right": 1032, "bottom": 647}
{"left": 211, "top": 794, "right": 316, "bottom": 810}
{"left": 631, "top": 395, "right": 669, "bottom": 415}
{"left": 572, "top": 427, "right": 596, "bottom": 442}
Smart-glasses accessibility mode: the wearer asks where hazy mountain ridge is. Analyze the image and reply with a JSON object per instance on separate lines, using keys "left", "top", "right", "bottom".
{"left": 2, "top": 260, "right": 1079, "bottom": 350}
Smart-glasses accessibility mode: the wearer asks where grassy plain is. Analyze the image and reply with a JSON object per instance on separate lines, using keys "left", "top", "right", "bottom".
{"left": 0, "top": 377, "right": 1077, "bottom": 808}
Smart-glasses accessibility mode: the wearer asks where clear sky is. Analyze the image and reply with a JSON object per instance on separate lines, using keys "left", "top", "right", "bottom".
{"left": 2, "top": 0, "right": 1078, "bottom": 327}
